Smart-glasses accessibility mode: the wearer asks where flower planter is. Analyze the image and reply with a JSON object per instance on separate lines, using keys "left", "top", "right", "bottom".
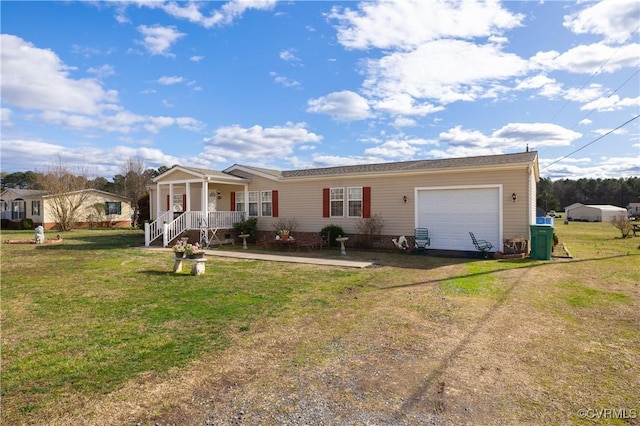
{"left": 174, "top": 251, "right": 185, "bottom": 258}
{"left": 187, "top": 253, "right": 205, "bottom": 259}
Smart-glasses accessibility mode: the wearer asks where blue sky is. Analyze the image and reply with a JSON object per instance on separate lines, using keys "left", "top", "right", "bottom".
{"left": 1, "top": 0, "right": 639, "bottom": 180}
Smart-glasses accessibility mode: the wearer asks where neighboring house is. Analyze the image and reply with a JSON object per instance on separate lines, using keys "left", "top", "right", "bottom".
{"left": 0, "top": 188, "right": 132, "bottom": 230}
{"left": 627, "top": 203, "right": 640, "bottom": 216}
{"left": 565, "top": 203, "right": 627, "bottom": 222}
{"left": 146, "top": 151, "right": 539, "bottom": 253}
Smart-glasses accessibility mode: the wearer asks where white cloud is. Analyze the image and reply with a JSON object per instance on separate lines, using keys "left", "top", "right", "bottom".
{"left": 1, "top": 108, "right": 12, "bottom": 127}
{"left": 363, "top": 139, "right": 423, "bottom": 159}
{"left": 279, "top": 48, "right": 302, "bottom": 65}
{"left": 190, "top": 55, "right": 204, "bottom": 62}
{"left": 158, "top": 76, "right": 184, "bottom": 85}
{"left": 563, "top": 0, "right": 640, "bottom": 44}
{"left": 0, "top": 138, "right": 183, "bottom": 177}
{"left": 87, "top": 64, "right": 115, "bottom": 78}
{"left": 581, "top": 95, "right": 640, "bottom": 112}
{"left": 269, "top": 72, "right": 301, "bottom": 88}
{"left": 307, "top": 90, "right": 372, "bottom": 121}
{"left": 137, "top": 0, "right": 277, "bottom": 28}
{"left": 202, "top": 122, "right": 322, "bottom": 163}
{"left": 0, "top": 34, "right": 204, "bottom": 137}
{"left": 328, "top": 0, "right": 523, "bottom": 50}
{"left": 1, "top": 34, "right": 119, "bottom": 115}
{"left": 362, "top": 40, "right": 529, "bottom": 105}
{"left": 433, "top": 122, "right": 582, "bottom": 155}
{"left": 373, "top": 93, "right": 443, "bottom": 117}
{"left": 531, "top": 42, "right": 640, "bottom": 74}
{"left": 136, "top": 25, "right": 185, "bottom": 56}
{"left": 541, "top": 155, "right": 640, "bottom": 179}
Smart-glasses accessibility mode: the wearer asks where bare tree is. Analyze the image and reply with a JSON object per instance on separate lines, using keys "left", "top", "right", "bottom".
{"left": 115, "top": 158, "right": 152, "bottom": 228}
{"left": 37, "top": 160, "right": 93, "bottom": 231}
{"left": 611, "top": 213, "right": 632, "bottom": 238}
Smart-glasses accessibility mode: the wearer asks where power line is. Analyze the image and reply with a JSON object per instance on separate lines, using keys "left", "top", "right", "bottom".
{"left": 541, "top": 113, "right": 640, "bottom": 171}
{"left": 547, "top": 23, "right": 640, "bottom": 124}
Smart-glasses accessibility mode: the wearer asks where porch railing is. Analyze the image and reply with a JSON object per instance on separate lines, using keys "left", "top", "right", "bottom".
{"left": 144, "top": 210, "right": 172, "bottom": 247}
{"left": 145, "top": 211, "right": 245, "bottom": 247}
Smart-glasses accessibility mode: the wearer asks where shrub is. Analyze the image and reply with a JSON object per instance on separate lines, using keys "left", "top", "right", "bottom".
{"left": 20, "top": 218, "right": 34, "bottom": 230}
{"left": 272, "top": 217, "right": 299, "bottom": 235}
{"left": 233, "top": 217, "right": 258, "bottom": 242}
{"left": 354, "top": 213, "right": 385, "bottom": 249}
{"left": 0, "top": 218, "right": 10, "bottom": 229}
{"left": 320, "top": 224, "right": 345, "bottom": 247}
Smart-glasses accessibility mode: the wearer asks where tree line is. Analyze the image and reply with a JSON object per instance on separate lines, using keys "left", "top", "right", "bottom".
{"left": 2, "top": 163, "right": 638, "bottom": 220}
{"left": 537, "top": 177, "right": 640, "bottom": 212}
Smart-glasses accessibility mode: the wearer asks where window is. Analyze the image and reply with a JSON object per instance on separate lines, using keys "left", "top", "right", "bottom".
{"left": 105, "top": 201, "right": 122, "bottom": 215}
{"left": 235, "top": 191, "right": 245, "bottom": 212}
{"left": 261, "top": 191, "right": 272, "bottom": 217}
{"left": 248, "top": 191, "right": 259, "bottom": 217}
{"left": 348, "top": 187, "right": 362, "bottom": 217}
{"left": 330, "top": 188, "right": 344, "bottom": 217}
{"left": 31, "top": 200, "right": 41, "bottom": 216}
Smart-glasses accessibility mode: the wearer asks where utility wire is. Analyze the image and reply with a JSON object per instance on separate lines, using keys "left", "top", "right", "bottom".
{"left": 541, "top": 113, "right": 640, "bottom": 171}
{"left": 547, "top": 23, "right": 640, "bottom": 124}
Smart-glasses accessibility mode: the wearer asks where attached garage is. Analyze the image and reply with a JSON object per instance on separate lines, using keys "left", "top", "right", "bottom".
{"left": 416, "top": 185, "right": 502, "bottom": 251}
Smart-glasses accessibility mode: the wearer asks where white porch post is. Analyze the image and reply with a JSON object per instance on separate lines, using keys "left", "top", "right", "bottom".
{"left": 244, "top": 184, "right": 249, "bottom": 217}
{"left": 156, "top": 183, "right": 162, "bottom": 219}
{"left": 169, "top": 184, "right": 174, "bottom": 216}
{"left": 203, "top": 180, "right": 209, "bottom": 216}
{"left": 186, "top": 182, "right": 191, "bottom": 212}
{"left": 144, "top": 222, "right": 150, "bottom": 247}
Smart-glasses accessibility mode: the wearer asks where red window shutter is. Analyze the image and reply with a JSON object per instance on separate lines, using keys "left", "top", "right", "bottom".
{"left": 230, "top": 192, "right": 236, "bottom": 211}
{"left": 323, "top": 188, "right": 330, "bottom": 218}
{"left": 272, "top": 190, "right": 279, "bottom": 217}
{"left": 182, "top": 194, "right": 187, "bottom": 211}
{"left": 166, "top": 195, "right": 170, "bottom": 210}
{"left": 363, "top": 186, "right": 371, "bottom": 218}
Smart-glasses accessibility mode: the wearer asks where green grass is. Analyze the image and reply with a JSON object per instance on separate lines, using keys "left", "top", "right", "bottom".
{"left": 1, "top": 222, "right": 638, "bottom": 424}
{"left": 0, "top": 229, "right": 365, "bottom": 421}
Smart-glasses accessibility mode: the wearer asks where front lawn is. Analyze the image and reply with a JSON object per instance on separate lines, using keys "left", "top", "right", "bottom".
{"left": 1, "top": 224, "right": 638, "bottom": 425}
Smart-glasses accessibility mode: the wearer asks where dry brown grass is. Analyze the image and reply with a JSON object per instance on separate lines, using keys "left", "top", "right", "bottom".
{"left": 4, "top": 223, "right": 639, "bottom": 425}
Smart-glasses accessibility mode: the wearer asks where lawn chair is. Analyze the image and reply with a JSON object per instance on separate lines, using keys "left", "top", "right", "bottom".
{"left": 469, "top": 232, "right": 493, "bottom": 258}
{"left": 414, "top": 228, "right": 431, "bottom": 251}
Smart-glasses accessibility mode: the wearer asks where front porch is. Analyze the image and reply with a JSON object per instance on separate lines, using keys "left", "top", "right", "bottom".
{"left": 144, "top": 210, "right": 245, "bottom": 247}
{"left": 147, "top": 165, "right": 252, "bottom": 247}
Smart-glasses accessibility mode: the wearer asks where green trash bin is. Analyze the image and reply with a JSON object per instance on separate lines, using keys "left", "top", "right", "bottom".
{"left": 530, "top": 224, "right": 554, "bottom": 260}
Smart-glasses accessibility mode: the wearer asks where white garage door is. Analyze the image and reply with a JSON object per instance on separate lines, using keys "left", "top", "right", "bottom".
{"left": 417, "top": 186, "right": 501, "bottom": 251}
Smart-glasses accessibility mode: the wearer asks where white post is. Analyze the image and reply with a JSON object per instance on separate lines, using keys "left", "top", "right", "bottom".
{"left": 186, "top": 182, "right": 191, "bottom": 212}
{"left": 144, "top": 222, "right": 150, "bottom": 247}
{"left": 163, "top": 223, "right": 169, "bottom": 247}
{"left": 244, "top": 184, "right": 249, "bottom": 217}
{"left": 156, "top": 183, "right": 161, "bottom": 220}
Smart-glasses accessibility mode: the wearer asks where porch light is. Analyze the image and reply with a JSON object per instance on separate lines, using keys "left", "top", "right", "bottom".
{"left": 402, "top": 195, "right": 408, "bottom": 204}
{"left": 511, "top": 193, "right": 517, "bottom": 202}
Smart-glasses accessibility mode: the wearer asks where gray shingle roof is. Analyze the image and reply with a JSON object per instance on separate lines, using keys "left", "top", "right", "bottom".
{"left": 237, "top": 151, "right": 537, "bottom": 179}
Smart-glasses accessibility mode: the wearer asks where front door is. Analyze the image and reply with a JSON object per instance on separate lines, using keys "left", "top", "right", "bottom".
{"left": 208, "top": 189, "right": 218, "bottom": 212}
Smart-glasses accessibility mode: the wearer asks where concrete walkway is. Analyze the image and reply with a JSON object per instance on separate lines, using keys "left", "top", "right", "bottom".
{"left": 142, "top": 247, "right": 373, "bottom": 269}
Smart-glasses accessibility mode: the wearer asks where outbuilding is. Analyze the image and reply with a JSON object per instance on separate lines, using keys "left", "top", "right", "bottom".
{"left": 566, "top": 204, "right": 627, "bottom": 222}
